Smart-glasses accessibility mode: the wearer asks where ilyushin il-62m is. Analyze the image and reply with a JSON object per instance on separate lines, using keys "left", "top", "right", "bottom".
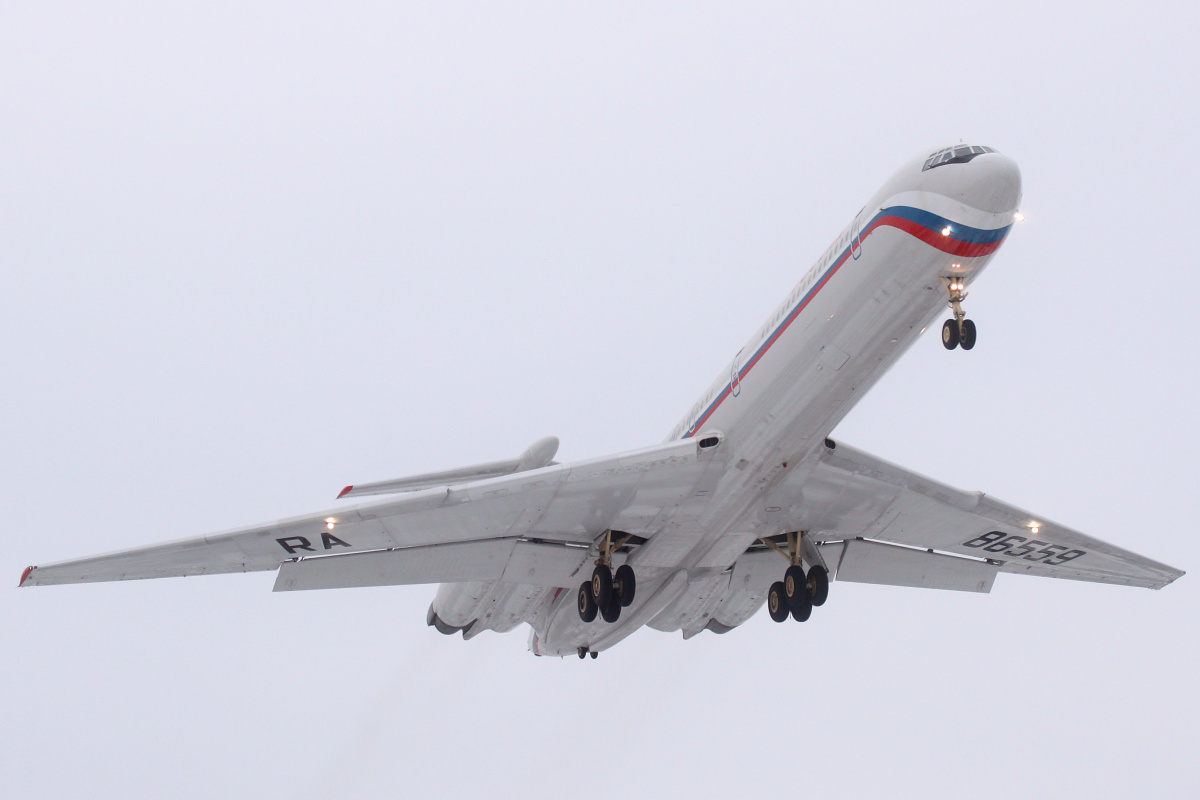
{"left": 23, "top": 144, "right": 1183, "bottom": 658}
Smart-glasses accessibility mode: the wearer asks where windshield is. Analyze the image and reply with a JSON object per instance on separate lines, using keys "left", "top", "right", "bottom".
{"left": 923, "top": 144, "right": 997, "bottom": 171}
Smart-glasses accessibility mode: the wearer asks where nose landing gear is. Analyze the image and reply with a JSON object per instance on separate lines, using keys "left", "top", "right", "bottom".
{"left": 941, "top": 276, "right": 977, "bottom": 351}
{"left": 761, "top": 531, "right": 830, "bottom": 625}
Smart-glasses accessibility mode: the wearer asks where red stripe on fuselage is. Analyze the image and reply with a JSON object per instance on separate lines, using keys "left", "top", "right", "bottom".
{"left": 683, "top": 212, "right": 1005, "bottom": 437}
{"left": 866, "top": 216, "right": 1005, "bottom": 258}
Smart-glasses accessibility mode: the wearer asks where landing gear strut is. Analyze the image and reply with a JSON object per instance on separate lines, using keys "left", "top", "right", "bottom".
{"left": 942, "top": 276, "right": 977, "bottom": 351}
{"left": 760, "top": 531, "right": 830, "bottom": 624}
{"left": 578, "top": 530, "right": 637, "bottom": 624}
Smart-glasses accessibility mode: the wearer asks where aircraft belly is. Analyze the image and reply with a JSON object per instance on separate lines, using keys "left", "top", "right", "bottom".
{"left": 663, "top": 226, "right": 1005, "bottom": 574}
{"left": 646, "top": 569, "right": 731, "bottom": 636}
{"left": 716, "top": 229, "right": 957, "bottom": 451}
{"left": 531, "top": 569, "right": 688, "bottom": 656}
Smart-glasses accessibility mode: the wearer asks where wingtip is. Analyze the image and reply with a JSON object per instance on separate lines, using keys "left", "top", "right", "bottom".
{"left": 19, "top": 566, "right": 34, "bottom": 587}
{"left": 1160, "top": 567, "right": 1186, "bottom": 589}
{"left": 337, "top": 485, "right": 354, "bottom": 500}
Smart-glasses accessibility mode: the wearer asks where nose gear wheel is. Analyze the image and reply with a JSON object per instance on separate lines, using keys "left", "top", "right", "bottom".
{"left": 942, "top": 319, "right": 960, "bottom": 350}
{"left": 959, "top": 318, "right": 977, "bottom": 350}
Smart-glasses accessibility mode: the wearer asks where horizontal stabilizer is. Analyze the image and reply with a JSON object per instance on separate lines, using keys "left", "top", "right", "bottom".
{"left": 337, "top": 435, "right": 559, "bottom": 499}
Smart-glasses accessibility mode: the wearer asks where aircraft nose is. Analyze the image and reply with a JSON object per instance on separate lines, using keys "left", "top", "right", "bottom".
{"left": 957, "top": 151, "right": 1022, "bottom": 214}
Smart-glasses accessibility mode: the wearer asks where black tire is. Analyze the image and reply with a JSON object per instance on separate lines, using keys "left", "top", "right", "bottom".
{"left": 784, "top": 564, "right": 809, "bottom": 610}
{"left": 589, "top": 650, "right": 598, "bottom": 659}
{"left": 600, "top": 593, "right": 622, "bottom": 623}
{"left": 807, "top": 565, "right": 829, "bottom": 607}
{"left": 577, "top": 582, "right": 598, "bottom": 623}
{"left": 960, "top": 318, "right": 977, "bottom": 350}
{"left": 591, "top": 564, "right": 613, "bottom": 611}
{"left": 942, "top": 319, "right": 960, "bottom": 350}
{"left": 614, "top": 564, "right": 637, "bottom": 607}
{"left": 791, "top": 595, "right": 813, "bottom": 622}
{"left": 767, "top": 582, "right": 790, "bottom": 622}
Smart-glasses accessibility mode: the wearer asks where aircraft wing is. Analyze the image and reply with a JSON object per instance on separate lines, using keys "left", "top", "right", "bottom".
{"left": 21, "top": 438, "right": 726, "bottom": 589}
{"left": 773, "top": 439, "right": 1183, "bottom": 591}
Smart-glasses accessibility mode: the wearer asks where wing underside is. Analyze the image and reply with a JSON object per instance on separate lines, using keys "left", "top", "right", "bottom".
{"left": 21, "top": 437, "right": 723, "bottom": 589}
{"left": 22, "top": 435, "right": 1182, "bottom": 598}
{"left": 756, "top": 439, "right": 1183, "bottom": 591}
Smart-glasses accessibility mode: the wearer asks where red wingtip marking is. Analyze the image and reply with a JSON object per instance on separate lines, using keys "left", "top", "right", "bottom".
{"left": 337, "top": 485, "right": 354, "bottom": 499}
{"left": 19, "top": 566, "right": 33, "bottom": 587}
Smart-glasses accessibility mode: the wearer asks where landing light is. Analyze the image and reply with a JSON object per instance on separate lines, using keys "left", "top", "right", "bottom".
{"left": 1029, "top": 522, "right": 1041, "bottom": 535}
{"left": 325, "top": 517, "right": 337, "bottom": 530}
{"left": 941, "top": 226, "right": 952, "bottom": 236}
{"left": 1014, "top": 212, "right": 1025, "bottom": 222}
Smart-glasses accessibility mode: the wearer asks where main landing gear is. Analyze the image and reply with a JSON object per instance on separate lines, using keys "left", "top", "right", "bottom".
{"left": 941, "top": 276, "right": 977, "bottom": 351}
{"left": 577, "top": 530, "right": 637, "bottom": 625}
{"left": 762, "top": 532, "right": 830, "bottom": 624}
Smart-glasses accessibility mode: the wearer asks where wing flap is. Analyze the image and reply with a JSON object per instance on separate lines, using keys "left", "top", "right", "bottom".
{"left": 835, "top": 539, "right": 997, "bottom": 593}
{"left": 272, "top": 538, "right": 591, "bottom": 591}
{"left": 274, "top": 539, "right": 517, "bottom": 591}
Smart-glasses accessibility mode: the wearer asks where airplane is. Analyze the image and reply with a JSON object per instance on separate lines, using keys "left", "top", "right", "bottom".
{"left": 21, "top": 143, "right": 1184, "bottom": 659}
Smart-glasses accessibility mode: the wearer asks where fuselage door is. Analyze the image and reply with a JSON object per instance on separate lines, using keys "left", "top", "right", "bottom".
{"left": 731, "top": 348, "right": 744, "bottom": 397}
{"left": 850, "top": 208, "right": 864, "bottom": 260}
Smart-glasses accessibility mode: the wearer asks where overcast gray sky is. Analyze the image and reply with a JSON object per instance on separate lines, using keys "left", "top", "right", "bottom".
{"left": 3, "top": 3, "right": 1197, "bottom": 798}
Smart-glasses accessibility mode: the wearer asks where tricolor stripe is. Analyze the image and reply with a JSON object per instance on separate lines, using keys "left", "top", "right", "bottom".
{"left": 862, "top": 206, "right": 1008, "bottom": 258}
{"left": 681, "top": 206, "right": 1011, "bottom": 438}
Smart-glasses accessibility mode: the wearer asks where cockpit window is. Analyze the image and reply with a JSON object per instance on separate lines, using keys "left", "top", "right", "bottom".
{"left": 923, "top": 145, "right": 997, "bottom": 171}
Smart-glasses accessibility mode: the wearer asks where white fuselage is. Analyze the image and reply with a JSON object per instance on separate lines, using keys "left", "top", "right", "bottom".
{"left": 436, "top": 145, "right": 1022, "bottom": 656}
